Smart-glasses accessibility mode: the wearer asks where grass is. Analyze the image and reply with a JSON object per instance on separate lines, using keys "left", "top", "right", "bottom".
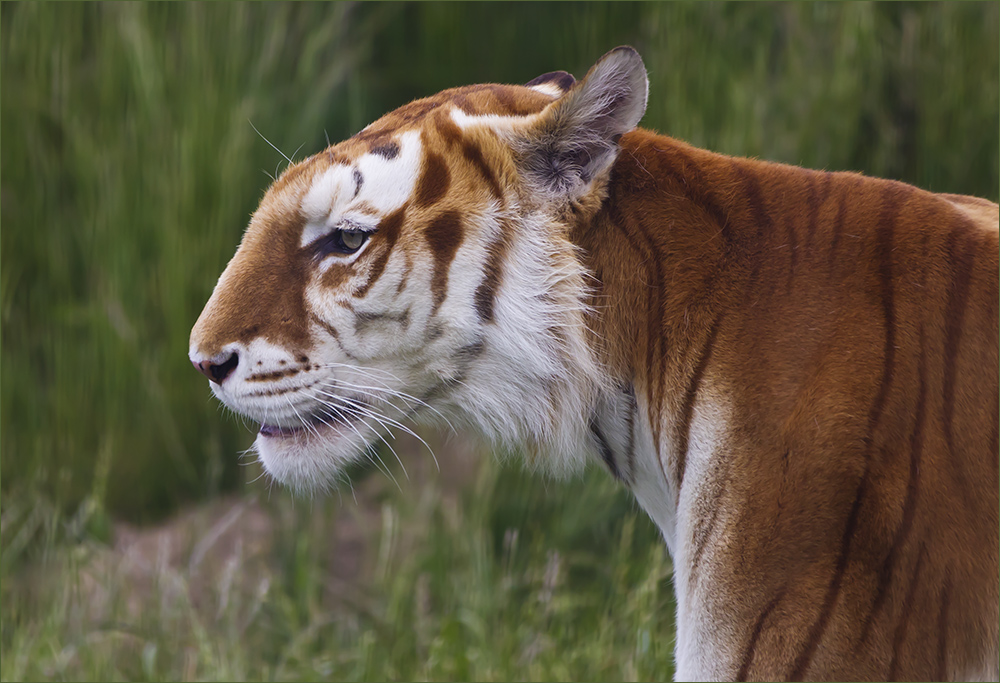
{"left": 3, "top": 451, "right": 675, "bottom": 681}
{"left": 1, "top": 3, "right": 997, "bottom": 681}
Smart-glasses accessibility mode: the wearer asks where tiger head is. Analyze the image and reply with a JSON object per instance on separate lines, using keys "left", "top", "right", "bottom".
{"left": 189, "top": 47, "right": 648, "bottom": 492}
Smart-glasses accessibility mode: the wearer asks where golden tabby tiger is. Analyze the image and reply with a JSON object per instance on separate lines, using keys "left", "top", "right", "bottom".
{"left": 191, "top": 48, "right": 999, "bottom": 680}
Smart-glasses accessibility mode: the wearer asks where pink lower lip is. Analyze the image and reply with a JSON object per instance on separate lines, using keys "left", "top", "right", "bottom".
{"left": 257, "top": 399, "right": 370, "bottom": 439}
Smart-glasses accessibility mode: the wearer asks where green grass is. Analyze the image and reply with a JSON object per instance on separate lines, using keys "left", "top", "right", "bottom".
{"left": 2, "top": 2, "right": 997, "bottom": 681}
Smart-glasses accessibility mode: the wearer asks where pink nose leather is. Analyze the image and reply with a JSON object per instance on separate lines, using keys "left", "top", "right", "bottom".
{"left": 192, "top": 352, "right": 238, "bottom": 384}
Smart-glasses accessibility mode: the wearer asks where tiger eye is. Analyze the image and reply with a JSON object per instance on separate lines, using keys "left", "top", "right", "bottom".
{"left": 341, "top": 230, "right": 366, "bottom": 251}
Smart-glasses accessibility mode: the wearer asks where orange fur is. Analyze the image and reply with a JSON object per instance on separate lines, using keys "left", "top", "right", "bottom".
{"left": 191, "top": 49, "right": 999, "bottom": 681}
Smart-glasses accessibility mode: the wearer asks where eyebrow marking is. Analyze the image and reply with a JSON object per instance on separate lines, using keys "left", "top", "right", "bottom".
{"left": 371, "top": 142, "right": 400, "bottom": 159}
{"left": 353, "top": 167, "right": 363, "bottom": 199}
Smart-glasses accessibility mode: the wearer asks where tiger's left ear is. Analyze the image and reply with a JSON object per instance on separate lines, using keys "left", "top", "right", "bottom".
{"left": 514, "top": 46, "right": 648, "bottom": 198}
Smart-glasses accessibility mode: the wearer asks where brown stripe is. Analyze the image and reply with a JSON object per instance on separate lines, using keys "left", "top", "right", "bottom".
{"left": 354, "top": 309, "right": 410, "bottom": 334}
{"left": 941, "top": 223, "right": 977, "bottom": 459}
{"left": 788, "top": 477, "right": 867, "bottom": 681}
{"left": 474, "top": 233, "right": 510, "bottom": 323}
{"left": 731, "top": 161, "right": 774, "bottom": 291}
{"left": 784, "top": 211, "right": 799, "bottom": 293}
{"left": 661, "top": 146, "right": 731, "bottom": 241}
{"left": 828, "top": 187, "right": 847, "bottom": 272}
{"left": 992, "top": 391, "right": 999, "bottom": 487}
{"left": 590, "top": 417, "right": 622, "bottom": 481}
{"left": 352, "top": 167, "right": 363, "bottom": 199}
{"left": 936, "top": 572, "right": 952, "bottom": 681}
{"left": 353, "top": 207, "right": 406, "bottom": 298}
{"left": 603, "top": 207, "right": 667, "bottom": 488}
{"left": 624, "top": 383, "right": 637, "bottom": 483}
{"left": 434, "top": 111, "right": 463, "bottom": 146}
{"left": 869, "top": 183, "right": 904, "bottom": 428}
{"left": 461, "top": 139, "right": 503, "bottom": 199}
{"left": 690, "top": 497, "right": 722, "bottom": 580}
{"left": 804, "top": 171, "right": 828, "bottom": 249}
{"left": 415, "top": 149, "right": 451, "bottom": 208}
{"left": 370, "top": 141, "right": 400, "bottom": 159}
{"left": 790, "top": 183, "right": 904, "bottom": 680}
{"left": 737, "top": 587, "right": 786, "bottom": 681}
{"left": 676, "top": 316, "right": 722, "bottom": 491}
{"left": 396, "top": 250, "right": 412, "bottom": 295}
{"left": 859, "top": 322, "right": 928, "bottom": 644}
{"left": 887, "top": 544, "right": 928, "bottom": 681}
{"left": 424, "top": 211, "right": 465, "bottom": 315}
{"left": 309, "top": 313, "right": 360, "bottom": 362}
{"left": 608, "top": 202, "right": 667, "bottom": 450}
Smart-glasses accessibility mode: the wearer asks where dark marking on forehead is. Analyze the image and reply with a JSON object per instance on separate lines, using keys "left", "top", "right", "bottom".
{"left": 353, "top": 206, "right": 406, "bottom": 298}
{"left": 370, "top": 142, "right": 400, "bottom": 159}
{"left": 415, "top": 151, "right": 451, "bottom": 208}
{"left": 435, "top": 112, "right": 463, "bottom": 146}
{"left": 488, "top": 86, "right": 526, "bottom": 116}
{"left": 425, "top": 210, "right": 465, "bottom": 315}
{"left": 393, "top": 99, "right": 439, "bottom": 123}
{"left": 352, "top": 168, "right": 363, "bottom": 199}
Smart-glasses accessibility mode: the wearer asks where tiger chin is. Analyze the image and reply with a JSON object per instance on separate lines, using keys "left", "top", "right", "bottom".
{"left": 190, "top": 48, "right": 999, "bottom": 681}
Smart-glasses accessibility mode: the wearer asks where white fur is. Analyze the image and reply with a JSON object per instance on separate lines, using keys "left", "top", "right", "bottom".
{"left": 671, "top": 396, "right": 735, "bottom": 681}
{"left": 300, "top": 163, "right": 356, "bottom": 230}
{"left": 355, "top": 130, "right": 422, "bottom": 214}
{"left": 528, "top": 81, "right": 565, "bottom": 97}
{"left": 451, "top": 106, "right": 537, "bottom": 133}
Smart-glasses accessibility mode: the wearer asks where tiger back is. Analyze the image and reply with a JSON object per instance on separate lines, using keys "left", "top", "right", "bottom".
{"left": 190, "top": 48, "right": 999, "bottom": 681}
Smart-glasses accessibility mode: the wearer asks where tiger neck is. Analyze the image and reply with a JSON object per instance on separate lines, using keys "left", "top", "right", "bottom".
{"left": 575, "top": 129, "right": 739, "bottom": 382}
{"left": 571, "top": 129, "right": 748, "bottom": 546}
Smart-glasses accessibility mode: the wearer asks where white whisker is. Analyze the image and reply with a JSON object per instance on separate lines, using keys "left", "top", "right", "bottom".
{"left": 249, "top": 119, "right": 293, "bottom": 165}
{"left": 312, "top": 387, "right": 439, "bottom": 472}
{"left": 317, "top": 398, "right": 410, "bottom": 481}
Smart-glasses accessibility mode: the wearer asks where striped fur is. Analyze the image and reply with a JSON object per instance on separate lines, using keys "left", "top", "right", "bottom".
{"left": 191, "top": 48, "right": 999, "bottom": 681}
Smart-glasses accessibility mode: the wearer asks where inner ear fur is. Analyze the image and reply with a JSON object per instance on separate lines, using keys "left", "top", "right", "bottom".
{"left": 515, "top": 46, "right": 648, "bottom": 199}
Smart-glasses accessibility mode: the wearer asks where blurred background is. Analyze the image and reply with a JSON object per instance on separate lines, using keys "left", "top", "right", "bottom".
{"left": 2, "top": 2, "right": 997, "bottom": 680}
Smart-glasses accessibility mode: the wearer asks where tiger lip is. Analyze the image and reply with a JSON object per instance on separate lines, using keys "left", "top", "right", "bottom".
{"left": 259, "top": 422, "right": 309, "bottom": 438}
{"left": 258, "top": 403, "right": 366, "bottom": 438}
{"left": 258, "top": 412, "right": 328, "bottom": 438}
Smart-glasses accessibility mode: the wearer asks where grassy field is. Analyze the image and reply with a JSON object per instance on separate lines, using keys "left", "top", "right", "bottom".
{"left": 2, "top": 3, "right": 997, "bottom": 680}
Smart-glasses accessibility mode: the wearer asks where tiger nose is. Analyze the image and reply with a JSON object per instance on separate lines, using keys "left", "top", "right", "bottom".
{"left": 192, "top": 351, "right": 239, "bottom": 384}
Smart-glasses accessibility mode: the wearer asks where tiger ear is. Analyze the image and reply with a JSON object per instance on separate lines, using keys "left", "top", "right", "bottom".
{"left": 515, "top": 46, "right": 648, "bottom": 198}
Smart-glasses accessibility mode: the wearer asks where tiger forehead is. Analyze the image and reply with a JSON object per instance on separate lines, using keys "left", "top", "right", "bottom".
{"left": 347, "top": 83, "right": 557, "bottom": 152}
{"left": 269, "top": 83, "right": 559, "bottom": 224}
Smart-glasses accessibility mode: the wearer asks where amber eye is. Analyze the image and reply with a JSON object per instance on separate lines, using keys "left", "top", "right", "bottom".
{"left": 314, "top": 229, "right": 370, "bottom": 256}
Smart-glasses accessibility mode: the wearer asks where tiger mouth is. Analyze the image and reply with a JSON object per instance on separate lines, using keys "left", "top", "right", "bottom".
{"left": 257, "top": 399, "right": 370, "bottom": 440}
{"left": 259, "top": 421, "right": 320, "bottom": 438}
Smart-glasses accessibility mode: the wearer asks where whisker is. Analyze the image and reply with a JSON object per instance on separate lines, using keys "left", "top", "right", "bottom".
{"left": 318, "top": 400, "right": 410, "bottom": 481}
{"left": 314, "top": 407, "right": 401, "bottom": 490}
{"left": 313, "top": 388, "right": 439, "bottom": 472}
{"left": 318, "top": 371, "right": 455, "bottom": 431}
{"left": 249, "top": 118, "right": 293, "bottom": 165}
